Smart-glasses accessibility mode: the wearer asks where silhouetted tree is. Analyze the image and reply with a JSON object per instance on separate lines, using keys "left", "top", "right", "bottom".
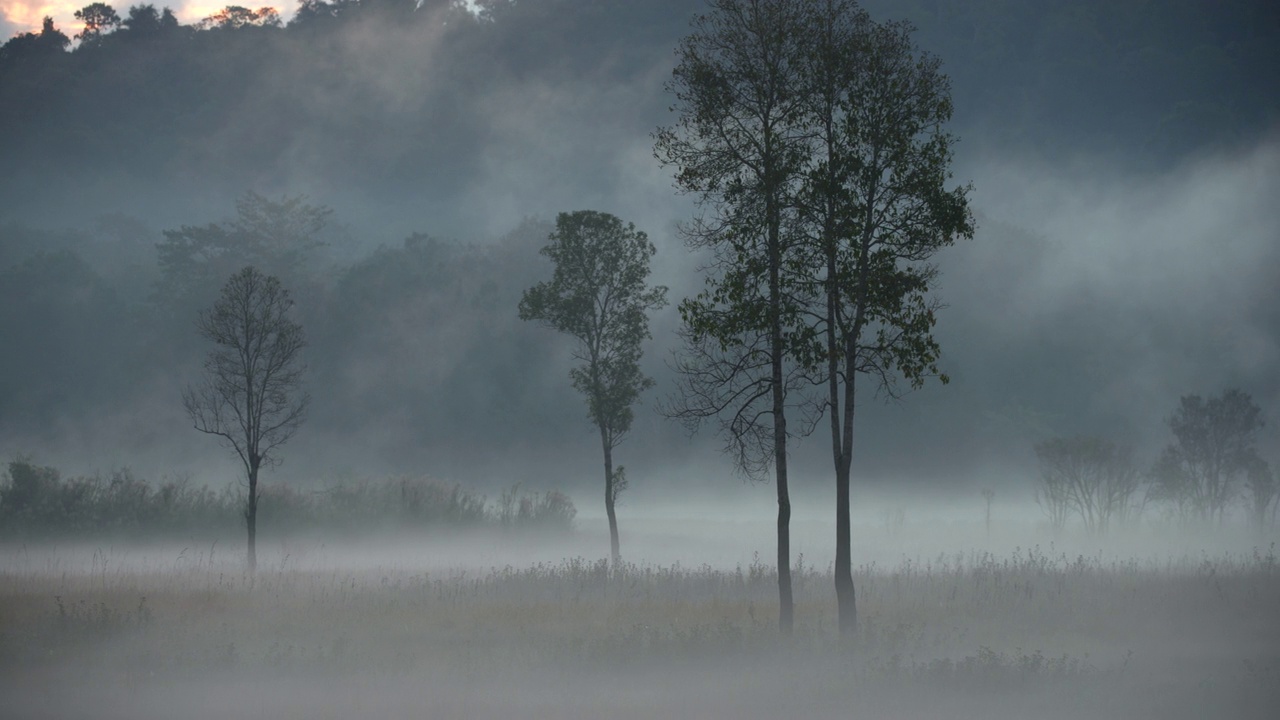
{"left": 1034, "top": 436, "right": 1142, "bottom": 534}
{"left": 1243, "top": 454, "right": 1277, "bottom": 531}
{"left": 793, "top": 0, "right": 973, "bottom": 636}
{"left": 199, "top": 6, "right": 282, "bottom": 30}
{"left": 184, "top": 266, "right": 308, "bottom": 573}
{"left": 656, "top": 0, "right": 813, "bottom": 635}
{"left": 519, "top": 211, "right": 667, "bottom": 564}
{"left": 1149, "top": 389, "right": 1265, "bottom": 523}
{"left": 74, "top": 3, "right": 123, "bottom": 42}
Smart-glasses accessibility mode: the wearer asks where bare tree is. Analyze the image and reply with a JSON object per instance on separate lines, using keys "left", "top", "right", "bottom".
{"left": 184, "top": 266, "right": 308, "bottom": 573}
{"left": 1034, "top": 436, "right": 1141, "bottom": 534}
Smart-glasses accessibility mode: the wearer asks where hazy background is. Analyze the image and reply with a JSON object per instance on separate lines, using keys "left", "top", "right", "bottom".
{"left": 1, "top": 0, "right": 1277, "bottom": 514}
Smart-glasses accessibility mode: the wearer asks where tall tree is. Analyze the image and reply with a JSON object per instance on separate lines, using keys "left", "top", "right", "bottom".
{"left": 184, "top": 266, "right": 308, "bottom": 573}
{"left": 655, "top": 0, "right": 812, "bottom": 634}
{"left": 1150, "top": 389, "right": 1265, "bottom": 523}
{"left": 518, "top": 211, "right": 667, "bottom": 564}
{"left": 794, "top": 0, "right": 972, "bottom": 636}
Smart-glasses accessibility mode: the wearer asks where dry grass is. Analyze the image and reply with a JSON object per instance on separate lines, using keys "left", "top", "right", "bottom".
{"left": 1, "top": 541, "right": 1278, "bottom": 718}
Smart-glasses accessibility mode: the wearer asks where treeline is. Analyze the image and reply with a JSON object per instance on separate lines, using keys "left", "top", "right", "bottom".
{"left": 1031, "top": 389, "right": 1277, "bottom": 534}
{"left": 1, "top": 0, "right": 1275, "bottom": 219}
{"left": 0, "top": 458, "right": 576, "bottom": 539}
{"left": 0, "top": 194, "right": 588, "bottom": 479}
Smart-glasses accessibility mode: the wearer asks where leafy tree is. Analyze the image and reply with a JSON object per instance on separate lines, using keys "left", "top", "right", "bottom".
{"left": 198, "top": 5, "right": 282, "bottom": 30}
{"left": 184, "top": 266, "right": 308, "bottom": 573}
{"left": 1150, "top": 389, "right": 1265, "bottom": 523}
{"left": 518, "top": 211, "right": 667, "bottom": 564}
{"left": 74, "top": 3, "right": 123, "bottom": 42}
{"left": 656, "top": 0, "right": 815, "bottom": 634}
{"left": 794, "top": 0, "right": 973, "bottom": 635}
{"left": 156, "top": 191, "right": 330, "bottom": 310}
{"left": 121, "top": 4, "right": 181, "bottom": 36}
{"left": 0, "top": 17, "right": 71, "bottom": 65}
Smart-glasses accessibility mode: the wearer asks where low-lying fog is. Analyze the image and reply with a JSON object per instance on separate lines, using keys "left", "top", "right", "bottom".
{"left": 3, "top": 490, "right": 1277, "bottom": 720}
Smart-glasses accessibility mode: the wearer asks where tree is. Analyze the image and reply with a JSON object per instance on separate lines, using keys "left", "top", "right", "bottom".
{"left": 1033, "top": 436, "right": 1142, "bottom": 535}
{"left": 122, "top": 5, "right": 181, "bottom": 36}
{"left": 1150, "top": 389, "right": 1265, "bottom": 523}
{"left": 1243, "top": 455, "right": 1276, "bottom": 531}
{"left": 793, "top": 0, "right": 972, "bottom": 636}
{"left": 518, "top": 211, "right": 667, "bottom": 564}
{"left": 184, "top": 266, "right": 308, "bottom": 573}
{"left": 0, "top": 17, "right": 71, "bottom": 65}
{"left": 74, "top": 3, "right": 123, "bottom": 42}
{"left": 156, "top": 191, "right": 330, "bottom": 310}
{"left": 198, "top": 5, "right": 282, "bottom": 30}
{"left": 655, "top": 0, "right": 813, "bottom": 634}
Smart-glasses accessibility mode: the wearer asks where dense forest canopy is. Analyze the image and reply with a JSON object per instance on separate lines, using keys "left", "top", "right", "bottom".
{"left": 1, "top": 0, "right": 1277, "bottom": 492}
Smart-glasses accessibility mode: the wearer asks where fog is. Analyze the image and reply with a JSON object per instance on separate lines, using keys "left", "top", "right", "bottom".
{"left": 2, "top": 1, "right": 1279, "bottom": 717}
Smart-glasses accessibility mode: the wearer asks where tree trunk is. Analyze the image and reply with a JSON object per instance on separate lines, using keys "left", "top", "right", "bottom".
{"left": 834, "top": 460, "right": 855, "bottom": 636}
{"left": 769, "top": 207, "right": 793, "bottom": 636}
{"left": 601, "top": 426, "right": 621, "bottom": 565}
{"left": 246, "top": 456, "right": 259, "bottom": 575}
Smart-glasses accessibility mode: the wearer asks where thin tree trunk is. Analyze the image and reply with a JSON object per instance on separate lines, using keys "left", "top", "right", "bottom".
{"left": 769, "top": 204, "right": 793, "bottom": 636}
{"left": 246, "top": 457, "right": 259, "bottom": 575}
{"left": 601, "top": 426, "right": 620, "bottom": 564}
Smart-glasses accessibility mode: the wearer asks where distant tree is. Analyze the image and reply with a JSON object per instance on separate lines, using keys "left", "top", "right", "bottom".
{"left": 1149, "top": 389, "right": 1265, "bottom": 523}
{"left": 156, "top": 191, "right": 330, "bottom": 309}
{"left": 518, "top": 210, "right": 667, "bottom": 564}
{"left": 121, "top": 4, "right": 180, "bottom": 35}
{"left": 1034, "top": 436, "right": 1142, "bottom": 534}
{"left": 0, "top": 17, "right": 72, "bottom": 65}
{"left": 198, "top": 5, "right": 282, "bottom": 30}
{"left": 981, "top": 487, "right": 995, "bottom": 537}
{"left": 74, "top": 3, "right": 123, "bottom": 42}
{"left": 1243, "top": 455, "right": 1277, "bottom": 531}
{"left": 184, "top": 266, "right": 308, "bottom": 573}
{"left": 655, "top": 0, "right": 813, "bottom": 635}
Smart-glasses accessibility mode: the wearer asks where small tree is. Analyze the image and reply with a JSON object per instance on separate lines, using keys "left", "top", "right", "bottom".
{"left": 981, "top": 487, "right": 995, "bottom": 537}
{"left": 518, "top": 210, "right": 667, "bottom": 564}
{"left": 1151, "top": 389, "right": 1265, "bottom": 523}
{"left": 184, "top": 266, "right": 308, "bottom": 573}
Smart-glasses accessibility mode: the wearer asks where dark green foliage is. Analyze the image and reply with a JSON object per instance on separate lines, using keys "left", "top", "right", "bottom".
{"left": 519, "top": 210, "right": 667, "bottom": 562}
{"left": 519, "top": 211, "right": 667, "bottom": 445}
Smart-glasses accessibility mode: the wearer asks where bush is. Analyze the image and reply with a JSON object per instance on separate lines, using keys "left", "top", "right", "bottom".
{"left": 0, "top": 458, "right": 575, "bottom": 539}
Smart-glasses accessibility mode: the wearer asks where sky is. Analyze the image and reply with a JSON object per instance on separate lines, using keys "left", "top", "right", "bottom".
{"left": 0, "top": 0, "right": 1276, "bottom": 505}
{"left": 0, "top": 0, "right": 286, "bottom": 38}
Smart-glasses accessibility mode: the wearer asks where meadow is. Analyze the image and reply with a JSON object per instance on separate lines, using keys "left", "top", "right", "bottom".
{"left": 2, "top": 513, "right": 1278, "bottom": 719}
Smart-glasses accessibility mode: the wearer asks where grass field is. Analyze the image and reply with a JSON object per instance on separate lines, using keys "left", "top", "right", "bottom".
{"left": 1, "top": 524, "right": 1278, "bottom": 719}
